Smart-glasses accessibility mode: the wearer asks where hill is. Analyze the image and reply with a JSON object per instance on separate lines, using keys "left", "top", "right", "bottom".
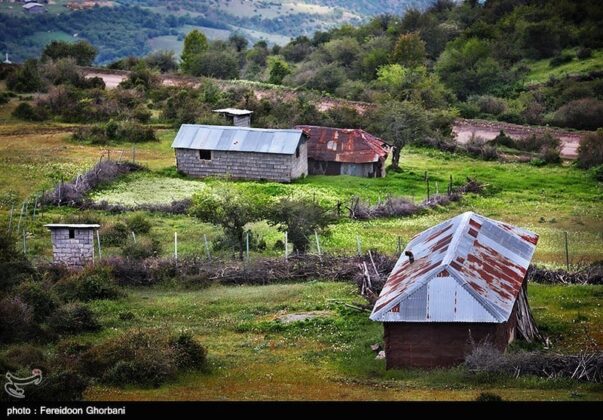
{"left": 0, "top": 0, "right": 433, "bottom": 64}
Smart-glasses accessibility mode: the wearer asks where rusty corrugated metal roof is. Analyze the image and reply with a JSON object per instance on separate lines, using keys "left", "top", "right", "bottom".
{"left": 295, "top": 125, "right": 389, "bottom": 164}
{"left": 370, "top": 212, "right": 539, "bottom": 323}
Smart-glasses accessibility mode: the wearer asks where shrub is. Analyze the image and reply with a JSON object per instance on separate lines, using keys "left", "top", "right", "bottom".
{"left": 576, "top": 48, "right": 593, "bottom": 60}
{"left": 471, "top": 95, "right": 507, "bottom": 116}
{"left": 24, "top": 370, "right": 88, "bottom": 401}
{"left": 47, "top": 303, "right": 100, "bottom": 335}
{"left": 71, "top": 125, "right": 107, "bottom": 144}
{"left": 0, "top": 233, "right": 36, "bottom": 292}
{"left": 0, "top": 297, "right": 36, "bottom": 343}
{"left": 169, "top": 332, "right": 207, "bottom": 370}
{"left": 577, "top": 130, "right": 603, "bottom": 169}
{"left": 493, "top": 130, "right": 516, "bottom": 149}
{"left": 475, "top": 392, "right": 503, "bottom": 402}
{"left": 15, "top": 281, "right": 58, "bottom": 322}
{"left": 121, "top": 237, "right": 162, "bottom": 260}
{"left": 549, "top": 53, "right": 574, "bottom": 67}
{"left": 593, "top": 165, "right": 603, "bottom": 182}
{"left": 126, "top": 213, "right": 152, "bottom": 234}
{"left": 0, "top": 91, "right": 10, "bottom": 105}
{"left": 3, "top": 344, "right": 47, "bottom": 371}
{"left": 75, "top": 269, "right": 121, "bottom": 301}
{"left": 552, "top": 98, "right": 603, "bottom": 130}
{"left": 79, "top": 329, "right": 179, "bottom": 387}
{"left": 99, "top": 222, "right": 129, "bottom": 246}
{"left": 114, "top": 121, "right": 157, "bottom": 143}
{"left": 11, "top": 102, "right": 47, "bottom": 121}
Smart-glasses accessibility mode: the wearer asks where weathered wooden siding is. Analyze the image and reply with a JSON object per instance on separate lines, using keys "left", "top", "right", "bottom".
{"left": 383, "top": 309, "right": 517, "bottom": 369}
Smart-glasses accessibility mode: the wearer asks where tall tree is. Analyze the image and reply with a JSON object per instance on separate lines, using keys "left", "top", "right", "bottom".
{"left": 391, "top": 32, "right": 426, "bottom": 68}
{"left": 42, "top": 41, "right": 97, "bottom": 66}
{"left": 370, "top": 101, "right": 430, "bottom": 170}
{"left": 180, "top": 30, "right": 209, "bottom": 74}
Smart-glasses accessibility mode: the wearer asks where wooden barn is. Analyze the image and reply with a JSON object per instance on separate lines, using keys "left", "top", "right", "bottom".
{"left": 172, "top": 124, "right": 308, "bottom": 183}
{"left": 295, "top": 126, "right": 390, "bottom": 178}
{"left": 370, "top": 211, "right": 540, "bottom": 369}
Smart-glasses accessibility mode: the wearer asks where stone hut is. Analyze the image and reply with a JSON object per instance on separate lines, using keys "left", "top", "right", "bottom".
{"left": 370, "top": 211, "right": 539, "bottom": 369}
{"left": 172, "top": 124, "right": 308, "bottom": 182}
{"left": 45, "top": 224, "right": 99, "bottom": 267}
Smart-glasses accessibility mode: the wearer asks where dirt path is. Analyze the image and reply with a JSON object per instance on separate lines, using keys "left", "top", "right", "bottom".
{"left": 453, "top": 118, "right": 585, "bottom": 160}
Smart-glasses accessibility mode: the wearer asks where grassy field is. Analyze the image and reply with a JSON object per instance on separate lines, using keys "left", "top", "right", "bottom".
{"left": 522, "top": 48, "right": 603, "bottom": 85}
{"left": 1, "top": 123, "right": 601, "bottom": 266}
{"left": 73, "top": 282, "right": 602, "bottom": 400}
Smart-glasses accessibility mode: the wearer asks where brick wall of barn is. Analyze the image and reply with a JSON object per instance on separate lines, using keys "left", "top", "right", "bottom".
{"left": 175, "top": 148, "right": 306, "bottom": 182}
{"left": 383, "top": 307, "right": 517, "bottom": 369}
{"left": 50, "top": 228, "right": 95, "bottom": 267}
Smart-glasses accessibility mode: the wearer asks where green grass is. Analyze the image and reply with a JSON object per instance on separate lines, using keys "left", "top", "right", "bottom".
{"left": 522, "top": 48, "right": 603, "bottom": 85}
{"left": 65, "top": 282, "right": 601, "bottom": 400}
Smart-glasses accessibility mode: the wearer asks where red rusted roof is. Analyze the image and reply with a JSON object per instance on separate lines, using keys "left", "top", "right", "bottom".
{"left": 295, "top": 125, "right": 389, "bottom": 164}
{"left": 370, "top": 212, "right": 539, "bottom": 323}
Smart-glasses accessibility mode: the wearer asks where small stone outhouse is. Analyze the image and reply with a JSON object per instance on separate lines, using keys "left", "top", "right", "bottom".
{"left": 45, "top": 224, "right": 100, "bottom": 267}
{"left": 213, "top": 108, "right": 253, "bottom": 127}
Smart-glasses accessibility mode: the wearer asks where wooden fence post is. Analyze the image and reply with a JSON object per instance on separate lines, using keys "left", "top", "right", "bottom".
{"left": 564, "top": 231, "right": 570, "bottom": 271}
{"left": 284, "top": 231, "right": 288, "bottom": 261}
{"left": 174, "top": 232, "right": 178, "bottom": 262}
{"left": 315, "top": 230, "right": 322, "bottom": 261}
{"left": 246, "top": 232, "right": 250, "bottom": 261}
{"left": 96, "top": 230, "right": 102, "bottom": 260}
{"left": 204, "top": 234, "right": 211, "bottom": 262}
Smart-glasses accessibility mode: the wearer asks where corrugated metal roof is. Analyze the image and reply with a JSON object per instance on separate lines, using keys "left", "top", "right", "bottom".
{"left": 45, "top": 224, "right": 100, "bottom": 229}
{"left": 171, "top": 125, "right": 305, "bottom": 155}
{"left": 370, "top": 212, "right": 539, "bottom": 323}
{"left": 213, "top": 108, "right": 253, "bottom": 116}
{"left": 296, "top": 125, "right": 390, "bottom": 163}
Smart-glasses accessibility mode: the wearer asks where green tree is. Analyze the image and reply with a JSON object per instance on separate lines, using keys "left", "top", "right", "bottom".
{"left": 191, "top": 188, "right": 265, "bottom": 260}
{"left": 180, "top": 30, "right": 209, "bottom": 74}
{"left": 369, "top": 101, "right": 430, "bottom": 170}
{"left": 267, "top": 198, "right": 334, "bottom": 253}
{"left": 42, "top": 41, "right": 97, "bottom": 66}
{"left": 267, "top": 56, "right": 291, "bottom": 85}
{"left": 6, "top": 59, "right": 44, "bottom": 93}
{"left": 392, "top": 32, "right": 426, "bottom": 68}
{"left": 435, "top": 38, "right": 504, "bottom": 100}
{"left": 186, "top": 50, "right": 239, "bottom": 79}
{"left": 144, "top": 50, "right": 178, "bottom": 73}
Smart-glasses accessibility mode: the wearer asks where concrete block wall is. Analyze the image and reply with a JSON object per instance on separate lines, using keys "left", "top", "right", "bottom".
{"left": 50, "top": 228, "right": 95, "bottom": 267}
{"left": 175, "top": 148, "right": 307, "bottom": 182}
{"left": 290, "top": 141, "right": 308, "bottom": 179}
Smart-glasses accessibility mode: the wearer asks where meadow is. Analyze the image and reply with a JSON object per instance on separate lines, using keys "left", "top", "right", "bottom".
{"left": 0, "top": 120, "right": 602, "bottom": 401}
{"left": 1, "top": 127, "right": 601, "bottom": 266}
{"left": 78, "top": 282, "right": 602, "bottom": 401}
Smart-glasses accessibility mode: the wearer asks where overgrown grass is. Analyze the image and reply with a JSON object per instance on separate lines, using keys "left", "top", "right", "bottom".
{"left": 73, "top": 282, "right": 603, "bottom": 400}
{"left": 522, "top": 48, "right": 603, "bottom": 85}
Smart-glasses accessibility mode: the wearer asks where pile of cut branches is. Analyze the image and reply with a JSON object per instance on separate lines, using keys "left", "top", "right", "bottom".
{"left": 348, "top": 177, "right": 483, "bottom": 220}
{"left": 41, "top": 159, "right": 142, "bottom": 206}
{"left": 527, "top": 263, "right": 603, "bottom": 285}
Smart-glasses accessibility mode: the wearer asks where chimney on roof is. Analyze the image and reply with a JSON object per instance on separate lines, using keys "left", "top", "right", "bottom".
{"left": 213, "top": 108, "right": 253, "bottom": 128}
{"left": 404, "top": 250, "right": 414, "bottom": 263}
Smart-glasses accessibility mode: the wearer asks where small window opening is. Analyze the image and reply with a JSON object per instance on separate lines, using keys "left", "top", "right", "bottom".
{"left": 69, "top": 229, "right": 75, "bottom": 239}
{"left": 295, "top": 146, "right": 300, "bottom": 158}
{"left": 199, "top": 150, "right": 212, "bottom": 160}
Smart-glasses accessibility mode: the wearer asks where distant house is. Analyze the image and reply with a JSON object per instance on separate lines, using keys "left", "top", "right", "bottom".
{"left": 213, "top": 108, "right": 253, "bottom": 128}
{"left": 172, "top": 124, "right": 308, "bottom": 182}
{"left": 370, "top": 211, "right": 539, "bottom": 369}
{"left": 295, "top": 125, "right": 390, "bottom": 178}
{"left": 22, "top": 2, "right": 44, "bottom": 13}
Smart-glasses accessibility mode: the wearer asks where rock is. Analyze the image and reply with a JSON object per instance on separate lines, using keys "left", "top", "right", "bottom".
{"left": 276, "top": 310, "right": 332, "bottom": 324}
{"left": 375, "top": 350, "right": 385, "bottom": 360}
{"left": 370, "top": 343, "right": 382, "bottom": 352}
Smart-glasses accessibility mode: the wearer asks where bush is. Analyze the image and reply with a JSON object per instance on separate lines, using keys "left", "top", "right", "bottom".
{"left": 471, "top": 95, "right": 507, "bottom": 116}
{"left": 75, "top": 269, "right": 121, "bottom": 301}
{"left": 72, "top": 121, "right": 156, "bottom": 144}
{"left": 47, "top": 303, "right": 100, "bottom": 335}
{"left": 15, "top": 281, "right": 58, "bottom": 322}
{"left": 549, "top": 53, "right": 574, "bottom": 67}
{"left": 24, "top": 370, "right": 88, "bottom": 401}
{"left": 577, "top": 130, "right": 603, "bottom": 169}
{"left": 114, "top": 121, "right": 157, "bottom": 143}
{"left": 0, "top": 297, "right": 36, "bottom": 343}
{"left": 576, "top": 48, "right": 593, "bottom": 60}
{"left": 99, "top": 222, "right": 129, "bottom": 246}
{"left": 126, "top": 213, "right": 152, "bottom": 234}
{"left": 475, "top": 392, "right": 503, "bottom": 402}
{"left": 121, "top": 237, "right": 162, "bottom": 260}
{"left": 79, "top": 329, "right": 179, "bottom": 387}
{"left": 552, "top": 98, "right": 603, "bottom": 130}
{"left": 0, "top": 233, "right": 36, "bottom": 292}
{"left": 169, "top": 332, "right": 207, "bottom": 370}
{"left": 493, "top": 130, "right": 516, "bottom": 148}
{"left": 11, "top": 102, "right": 47, "bottom": 121}
{"left": 3, "top": 344, "right": 47, "bottom": 371}
{"left": 593, "top": 165, "right": 603, "bottom": 182}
